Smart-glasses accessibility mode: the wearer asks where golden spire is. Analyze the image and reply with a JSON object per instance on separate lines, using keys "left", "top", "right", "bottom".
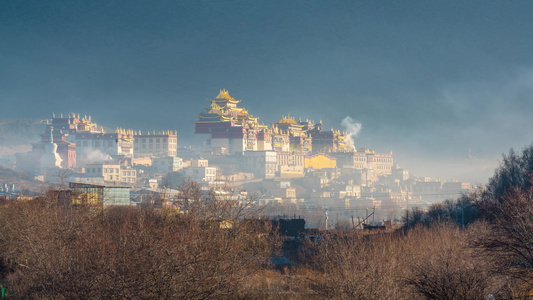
{"left": 60, "top": 113, "right": 63, "bottom": 118}
{"left": 52, "top": 112, "right": 55, "bottom": 118}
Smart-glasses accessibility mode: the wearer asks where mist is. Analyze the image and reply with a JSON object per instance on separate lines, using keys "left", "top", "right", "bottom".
{"left": 0, "top": 119, "right": 45, "bottom": 158}
{"left": 2, "top": 1, "right": 533, "bottom": 183}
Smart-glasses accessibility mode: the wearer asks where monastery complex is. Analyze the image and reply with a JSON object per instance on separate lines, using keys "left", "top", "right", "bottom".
{"left": 3, "top": 90, "right": 472, "bottom": 218}
{"left": 195, "top": 90, "right": 394, "bottom": 177}
{"left": 195, "top": 89, "right": 348, "bottom": 154}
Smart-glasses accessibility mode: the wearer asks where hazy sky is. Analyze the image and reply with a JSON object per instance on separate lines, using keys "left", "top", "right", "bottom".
{"left": 2, "top": 1, "right": 533, "bottom": 183}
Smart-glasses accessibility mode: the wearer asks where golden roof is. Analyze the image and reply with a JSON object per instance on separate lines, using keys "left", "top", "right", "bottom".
{"left": 197, "top": 114, "right": 232, "bottom": 120}
{"left": 278, "top": 115, "right": 297, "bottom": 125}
{"left": 194, "top": 114, "right": 233, "bottom": 123}
{"left": 212, "top": 89, "right": 240, "bottom": 103}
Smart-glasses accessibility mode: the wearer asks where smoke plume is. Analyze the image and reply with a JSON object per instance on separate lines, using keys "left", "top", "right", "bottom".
{"left": 85, "top": 149, "right": 113, "bottom": 163}
{"left": 341, "top": 116, "right": 362, "bottom": 151}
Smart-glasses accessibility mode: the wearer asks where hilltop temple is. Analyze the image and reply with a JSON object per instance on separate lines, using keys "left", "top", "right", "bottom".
{"left": 194, "top": 89, "right": 351, "bottom": 155}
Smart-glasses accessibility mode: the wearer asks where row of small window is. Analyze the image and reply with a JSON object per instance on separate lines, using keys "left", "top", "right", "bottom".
{"left": 104, "top": 175, "right": 135, "bottom": 182}
{"left": 134, "top": 138, "right": 176, "bottom": 144}
{"left": 77, "top": 141, "right": 114, "bottom": 147}
{"left": 273, "top": 138, "right": 288, "bottom": 143}
{"left": 140, "top": 144, "right": 162, "bottom": 149}
{"left": 375, "top": 158, "right": 393, "bottom": 163}
{"left": 122, "top": 171, "right": 135, "bottom": 176}
{"left": 376, "top": 165, "right": 392, "bottom": 170}
{"left": 86, "top": 167, "right": 122, "bottom": 174}
{"left": 277, "top": 156, "right": 299, "bottom": 164}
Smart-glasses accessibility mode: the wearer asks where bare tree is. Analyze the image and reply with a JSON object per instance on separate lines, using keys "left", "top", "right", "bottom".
{"left": 296, "top": 230, "right": 411, "bottom": 299}
{"left": 405, "top": 225, "right": 497, "bottom": 300}
{"left": 475, "top": 182, "right": 533, "bottom": 290}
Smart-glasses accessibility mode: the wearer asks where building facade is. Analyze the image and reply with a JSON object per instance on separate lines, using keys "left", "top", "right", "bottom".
{"left": 134, "top": 130, "right": 178, "bottom": 157}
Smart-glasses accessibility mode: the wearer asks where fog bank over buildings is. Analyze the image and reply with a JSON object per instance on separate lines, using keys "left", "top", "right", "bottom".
{"left": 2, "top": 1, "right": 533, "bottom": 184}
{"left": 0, "top": 89, "right": 505, "bottom": 225}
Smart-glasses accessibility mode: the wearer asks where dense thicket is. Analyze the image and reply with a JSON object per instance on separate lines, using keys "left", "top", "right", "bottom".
{"left": 0, "top": 196, "right": 528, "bottom": 299}
{"left": 292, "top": 224, "right": 515, "bottom": 300}
{"left": 0, "top": 192, "right": 278, "bottom": 299}
{"left": 4, "top": 145, "right": 533, "bottom": 298}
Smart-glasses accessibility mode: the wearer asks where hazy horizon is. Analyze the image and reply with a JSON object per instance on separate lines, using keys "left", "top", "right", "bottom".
{"left": 2, "top": 1, "right": 533, "bottom": 184}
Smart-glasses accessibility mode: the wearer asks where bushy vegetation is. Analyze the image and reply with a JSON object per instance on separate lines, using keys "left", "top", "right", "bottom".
{"left": 4, "top": 144, "right": 533, "bottom": 298}
{"left": 0, "top": 188, "right": 278, "bottom": 299}
{"left": 293, "top": 224, "right": 510, "bottom": 300}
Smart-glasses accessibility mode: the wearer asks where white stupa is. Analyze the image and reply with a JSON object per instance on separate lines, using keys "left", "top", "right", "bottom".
{"left": 41, "top": 127, "right": 63, "bottom": 169}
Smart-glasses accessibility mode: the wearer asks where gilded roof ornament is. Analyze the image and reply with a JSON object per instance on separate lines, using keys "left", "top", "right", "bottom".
{"left": 211, "top": 89, "right": 240, "bottom": 103}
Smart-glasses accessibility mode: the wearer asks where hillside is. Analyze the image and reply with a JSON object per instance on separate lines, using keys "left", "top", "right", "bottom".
{"left": 0, "top": 119, "right": 47, "bottom": 147}
{"left": 0, "top": 166, "right": 44, "bottom": 191}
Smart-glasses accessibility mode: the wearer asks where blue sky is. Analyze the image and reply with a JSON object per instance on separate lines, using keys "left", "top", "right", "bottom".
{"left": 2, "top": 0, "right": 533, "bottom": 183}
